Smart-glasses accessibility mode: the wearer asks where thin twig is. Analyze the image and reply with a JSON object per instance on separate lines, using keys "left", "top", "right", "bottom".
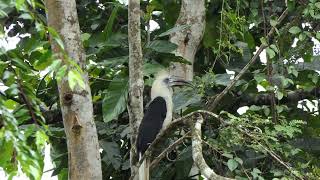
{"left": 238, "top": 128, "right": 304, "bottom": 180}
{"left": 150, "top": 131, "right": 191, "bottom": 169}
{"left": 207, "top": 8, "right": 289, "bottom": 111}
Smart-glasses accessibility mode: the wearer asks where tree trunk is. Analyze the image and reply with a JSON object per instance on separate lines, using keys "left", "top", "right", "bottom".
{"left": 44, "top": 0, "right": 102, "bottom": 179}
{"left": 169, "top": 0, "right": 206, "bottom": 81}
{"left": 128, "top": 0, "right": 144, "bottom": 179}
{"left": 169, "top": 0, "right": 205, "bottom": 179}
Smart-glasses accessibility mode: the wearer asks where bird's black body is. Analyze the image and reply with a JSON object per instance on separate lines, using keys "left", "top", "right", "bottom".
{"left": 137, "top": 96, "right": 167, "bottom": 155}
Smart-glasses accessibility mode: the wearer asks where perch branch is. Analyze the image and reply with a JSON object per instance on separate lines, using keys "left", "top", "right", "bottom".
{"left": 191, "top": 114, "right": 234, "bottom": 180}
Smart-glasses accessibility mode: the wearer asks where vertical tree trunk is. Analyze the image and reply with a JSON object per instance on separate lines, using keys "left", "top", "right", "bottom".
{"left": 128, "top": 0, "right": 144, "bottom": 178}
{"left": 169, "top": 1, "right": 205, "bottom": 179}
{"left": 44, "top": 0, "right": 102, "bottom": 179}
{"left": 169, "top": 0, "right": 206, "bottom": 81}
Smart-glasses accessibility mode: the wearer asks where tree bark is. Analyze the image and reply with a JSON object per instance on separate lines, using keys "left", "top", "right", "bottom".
{"left": 128, "top": 0, "right": 144, "bottom": 178}
{"left": 168, "top": 1, "right": 205, "bottom": 178}
{"left": 169, "top": 0, "right": 206, "bottom": 81}
{"left": 45, "top": 0, "right": 102, "bottom": 179}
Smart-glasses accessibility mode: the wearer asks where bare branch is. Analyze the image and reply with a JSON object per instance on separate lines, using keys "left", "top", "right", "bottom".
{"left": 191, "top": 114, "right": 234, "bottom": 180}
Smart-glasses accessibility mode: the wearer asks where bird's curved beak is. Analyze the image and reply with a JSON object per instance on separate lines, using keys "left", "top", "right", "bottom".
{"left": 168, "top": 77, "right": 193, "bottom": 87}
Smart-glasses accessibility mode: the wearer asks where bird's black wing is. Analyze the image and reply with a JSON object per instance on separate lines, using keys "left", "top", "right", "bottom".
{"left": 137, "top": 96, "right": 167, "bottom": 155}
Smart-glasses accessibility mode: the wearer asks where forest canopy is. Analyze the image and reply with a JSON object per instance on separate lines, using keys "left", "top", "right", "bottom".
{"left": 0, "top": 0, "right": 320, "bottom": 179}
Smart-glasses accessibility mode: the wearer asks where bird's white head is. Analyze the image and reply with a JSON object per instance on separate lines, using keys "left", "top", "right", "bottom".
{"left": 150, "top": 70, "right": 192, "bottom": 100}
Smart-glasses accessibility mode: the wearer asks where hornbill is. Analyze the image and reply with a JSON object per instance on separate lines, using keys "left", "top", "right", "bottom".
{"left": 136, "top": 70, "right": 191, "bottom": 180}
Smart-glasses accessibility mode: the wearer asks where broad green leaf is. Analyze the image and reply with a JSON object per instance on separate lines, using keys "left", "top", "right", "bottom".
{"left": 214, "top": 74, "right": 231, "bottom": 86}
{"left": 227, "top": 159, "right": 238, "bottom": 171}
{"left": 175, "top": 146, "right": 193, "bottom": 179}
{"left": 143, "top": 62, "right": 164, "bottom": 76}
{"left": 102, "top": 79, "right": 128, "bottom": 122}
{"left": 3, "top": 99, "right": 17, "bottom": 109}
{"left": 315, "top": 2, "right": 320, "bottom": 9}
{"left": 100, "top": 56, "right": 128, "bottom": 67}
{"left": 173, "top": 87, "right": 202, "bottom": 111}
{"left": 101, "top": 141, "right": 121, "bottom": 170}
{"left": 158, "top": 25, "right": 190, "bottom": 37}
{"left": 147, "top": 40, "right": 177, "bottom": 53}
{"left": 289, "top": 26, "right": 301, "bottom": 34}
{"left": 266, "top": 47, "right": 275, "bottom": 59}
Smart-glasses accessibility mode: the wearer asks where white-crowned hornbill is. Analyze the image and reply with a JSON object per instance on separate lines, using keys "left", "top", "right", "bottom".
{"left": 136, "top": 70, "right": 191, "bottom": 180}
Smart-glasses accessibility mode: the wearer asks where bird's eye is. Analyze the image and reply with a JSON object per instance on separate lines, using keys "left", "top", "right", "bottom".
{"left": 163, "top": 78, "right": 170, "bottom": 84}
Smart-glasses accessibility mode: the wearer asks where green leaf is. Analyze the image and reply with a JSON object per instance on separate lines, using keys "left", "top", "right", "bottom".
{"left": 214, "top": 74, "right": 231, "bottom": 86}
{"left": 0, "top": 140, "right": 14, "bottom": 166}
{"left": 101, "top": 56, "right": 129, "bottom": 67}
{"left": 68, "top": 70, "right": 85, "bottom": 90}
{"left": 147, "top": 40, "right": 178, "bottom": 53}
{"left": 244, "top": 32, "right": 255, "bottom": 49}
{"left": 102, "top": 4, "right": 119, "bottom": 40}
{"left": 266, "top": 47, "right": 275, "bottom": 59}
{"left": 270, "top": 19, "right": 277, "bottom": 27}
{"left": 33, "top": 50, "right": 53, "bottom": 70}
{"left": 3, "top": 99, "right": 17, "bottom": 109}
{"left": 15, "top": 0, "right": 25, "bottom": 10}
{"left": 173, "top": 88, "right": 202, "bottom": 111}
{"left": 289, "top": 26, "right": 301, "bottom": 34}
{"left": 227, "top": 159, "right": 238, "bottom": 171}
{"left": 315, "top": 2, "right": 320, "bottom": 9}
{"left": 102, "top": 78, "right": 128, "bottom": 122}
{"left": 175, "top": 146, "right": 193, "bottom": 179}
{"left": 260, "top": 37, "right": 268, "bottom": 46}
{"left": 158, "top": 25, "right": 190, "bottom": 37}
{"left": 47, "top": 27, "right": 65, "bottom": 50}
{"left": 18, "top": 13, "right": 32, "bottom": 20}
{"left": 143, "top": 62, "right": 164, "bottom": 76}
{"left": 276, "top": 91, "right": 284, "bottom": 100}
{"left": 222, "top": 153, "right": 233, "bottom": 159}
{"left": 299, "top": 33, "right": 306, "bottom": 41}
{"left": 56, "top": 65, "right": 67, "bottom": 82}
{"left": 101, "top": 141, "right": 121, "bottom": 170}
{"left": 316, "top": 32, "right": 320, "bottom": 40}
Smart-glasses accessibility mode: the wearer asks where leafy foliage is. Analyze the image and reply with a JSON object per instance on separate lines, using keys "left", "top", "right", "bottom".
{"left": 0, "top": 0, "right": 320, "bottom": 179}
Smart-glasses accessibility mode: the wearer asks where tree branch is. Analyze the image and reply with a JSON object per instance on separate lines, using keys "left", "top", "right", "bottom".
{"left": 129, "top": 110, "right": 226, "bottom": 179}
{"left": 191, "top": 114, "right": 234, "bottom": 180}
{"left": 207, "top": 8, "right": 289, "bottom": 111}
{"left": 149, "top": 131, "right": 191, "bottom": 170}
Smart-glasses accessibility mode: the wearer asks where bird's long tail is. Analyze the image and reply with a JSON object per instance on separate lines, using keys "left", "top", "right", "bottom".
{"left": 139, "top": 158, "right": 149, "bottom": 180}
